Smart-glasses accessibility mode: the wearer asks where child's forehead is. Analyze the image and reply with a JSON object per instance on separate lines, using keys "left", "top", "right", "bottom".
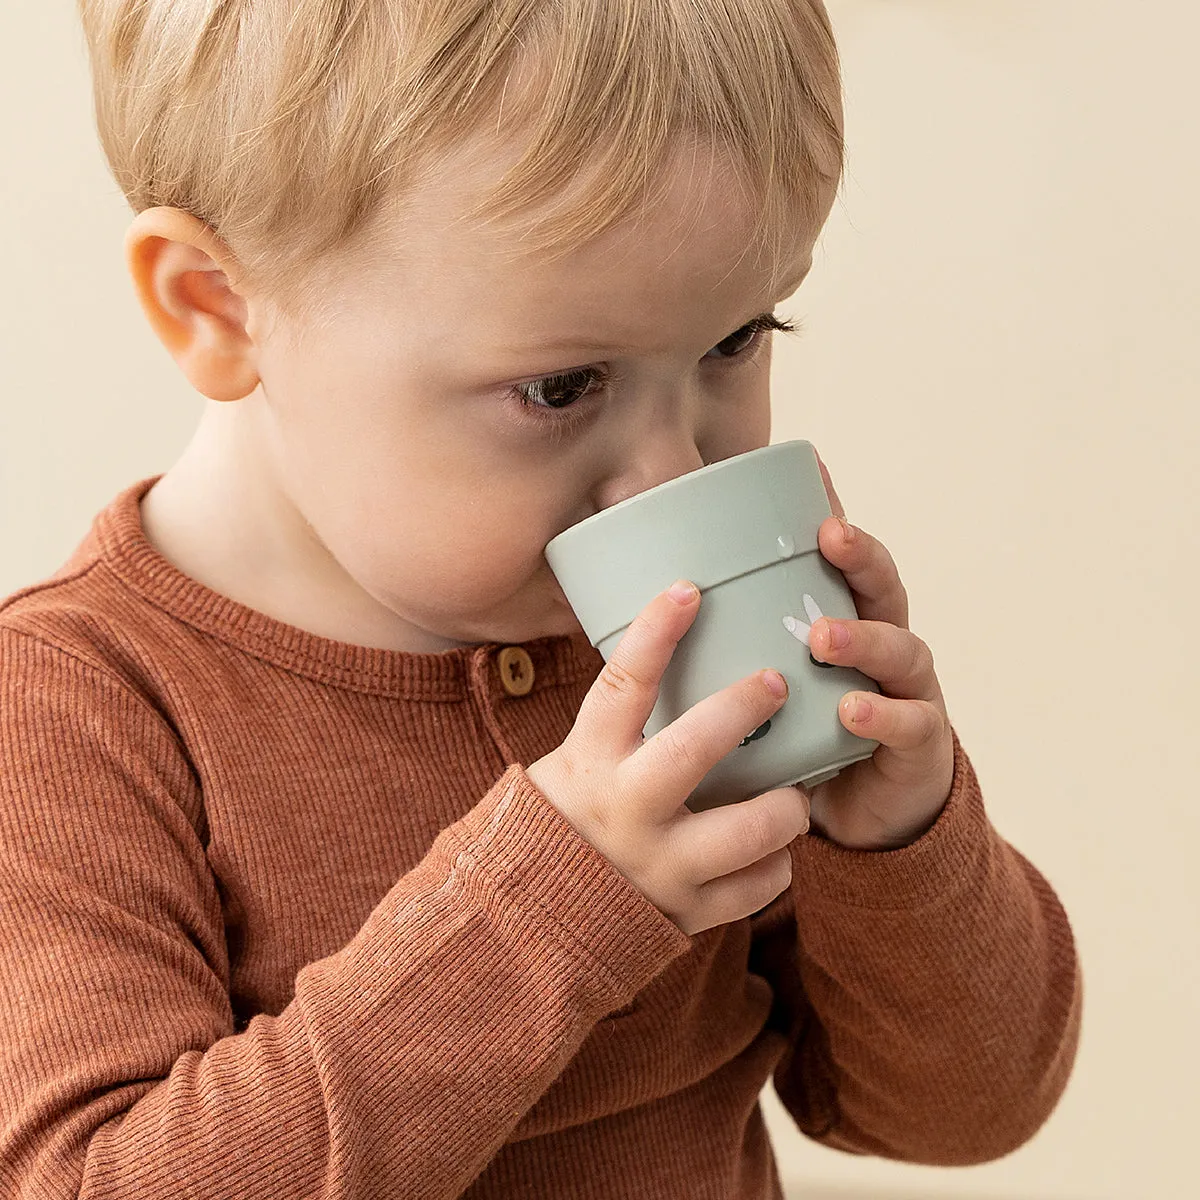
{"left": 326, "top": 194, "right": 815, "bottom": 368}
{"left": 360, "top": 129, "right": 820, "bottom": 292}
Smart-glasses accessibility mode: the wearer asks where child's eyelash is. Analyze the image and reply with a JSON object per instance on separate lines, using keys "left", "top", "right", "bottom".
{"left": 509, "top": 313, "right": 801, "bottom": 437}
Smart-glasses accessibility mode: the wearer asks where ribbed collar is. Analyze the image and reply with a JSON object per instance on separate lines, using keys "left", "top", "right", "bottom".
{"left": 95, "top": 476, "right": 604, "bottom": 701}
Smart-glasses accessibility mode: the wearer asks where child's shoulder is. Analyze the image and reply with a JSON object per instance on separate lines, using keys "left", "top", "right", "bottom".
{"left": 2, "top": 529, "right": 122, "bottom": 670}
{"left": 0, "top": 478, "right": 180, "bottom": 695}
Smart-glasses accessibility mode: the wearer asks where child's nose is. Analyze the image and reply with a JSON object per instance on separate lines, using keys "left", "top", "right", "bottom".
{"left": 593, "top": 430, "right": 707, "bottom": 512}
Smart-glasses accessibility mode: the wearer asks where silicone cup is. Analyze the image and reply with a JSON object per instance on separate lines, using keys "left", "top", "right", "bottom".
{"left": 544, "top": 440, "right": 881, "bottom": 812}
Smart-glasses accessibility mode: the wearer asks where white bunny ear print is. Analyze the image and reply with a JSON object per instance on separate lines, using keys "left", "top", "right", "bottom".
{"left": 782, "top": 593, "right": 824, "bottom": 646}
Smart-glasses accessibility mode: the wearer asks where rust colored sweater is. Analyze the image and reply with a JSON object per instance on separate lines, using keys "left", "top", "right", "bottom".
{"left": 0, "top": 477, "right": 1081, "bottom": 1199}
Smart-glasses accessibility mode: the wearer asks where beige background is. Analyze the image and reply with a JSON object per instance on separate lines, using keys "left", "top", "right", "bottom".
{"left": 1, "top": 2, "right": 1196, "bottom": 1198}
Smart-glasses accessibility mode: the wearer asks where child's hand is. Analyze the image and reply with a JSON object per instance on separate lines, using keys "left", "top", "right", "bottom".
{"left": 526, "top": 583, "right": 809, "bottom": 937}
{"left": 799, "top": 452, "right": 956, "bottom": 851}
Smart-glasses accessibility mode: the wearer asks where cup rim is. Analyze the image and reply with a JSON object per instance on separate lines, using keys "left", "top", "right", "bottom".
{"left": 545, "top": 439, "right": 808, "bottom": 552}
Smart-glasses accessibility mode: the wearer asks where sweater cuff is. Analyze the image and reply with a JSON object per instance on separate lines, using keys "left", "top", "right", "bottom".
{"left": 790, "top": 726, "right": 991, "bottom": 911}
{"left": 446, "top": 762, "right": 693, "bottom": 1005}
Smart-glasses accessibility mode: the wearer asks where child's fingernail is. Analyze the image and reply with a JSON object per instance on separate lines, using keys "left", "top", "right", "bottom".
{"left": 847, "top": 695, "right": 872, "bottom": 723}
{"left": 763, "top": 670, "right": 788, "bottom": 698}
{"left": 668, "top": 580, "right": 698, "bottom": 604}
{"left": 826, "top": 619, "right": 850, "bottom": 650}
{"left": 838, "top": 517, "right": 855, "bottom": 543}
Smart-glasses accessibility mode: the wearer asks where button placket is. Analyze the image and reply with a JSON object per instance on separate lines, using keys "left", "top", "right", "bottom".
{"left": 467, "top": 646, "right": 517, "bottom": 765}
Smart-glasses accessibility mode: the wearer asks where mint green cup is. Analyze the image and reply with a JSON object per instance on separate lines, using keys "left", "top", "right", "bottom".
{"left": 543, "top": 440, "right": 881, "bottom": 812}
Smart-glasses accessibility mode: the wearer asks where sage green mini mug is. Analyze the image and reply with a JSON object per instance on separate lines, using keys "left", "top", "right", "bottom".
{"left": 543, "top": 440, "right": 881, "bottom": 812}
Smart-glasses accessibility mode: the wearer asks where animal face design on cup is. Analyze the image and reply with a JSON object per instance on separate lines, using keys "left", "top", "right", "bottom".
{"left": 781, "top": 593, "right": 839, "bottom": 670}
{"left": 737, "top": 594, "right": 838, "bottom": 750}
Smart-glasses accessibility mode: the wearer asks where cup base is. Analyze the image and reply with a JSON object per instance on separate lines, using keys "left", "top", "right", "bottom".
{"left": 783, "top": 746, "right": 876, "bottom": 791}
{"left": 789, "top": 767, "right": 842, "bottom": 789}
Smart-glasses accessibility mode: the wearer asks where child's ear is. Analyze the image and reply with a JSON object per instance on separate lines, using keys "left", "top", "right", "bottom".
{"left": 124, "top": 207, "right": 260, "bottom": 402}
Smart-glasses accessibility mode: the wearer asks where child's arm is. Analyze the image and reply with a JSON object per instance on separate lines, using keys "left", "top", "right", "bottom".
{"left": 750, "top": 727, "right": 1082, "bottom": 1163}
{"left": 0, "top": 628, "right": 691, "bottom": 1200}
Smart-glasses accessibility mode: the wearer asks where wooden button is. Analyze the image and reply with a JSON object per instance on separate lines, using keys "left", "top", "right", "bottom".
{"left": 497, "top": 646, "right": 535, "bottom": 697}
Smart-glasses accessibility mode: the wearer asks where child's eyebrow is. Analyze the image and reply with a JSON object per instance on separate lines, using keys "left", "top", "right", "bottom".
{"left": 512, "top": 310, "right": 794, "bottom": 357}
{"left": 501, "top": 259, "right": 813, "bottom": 357}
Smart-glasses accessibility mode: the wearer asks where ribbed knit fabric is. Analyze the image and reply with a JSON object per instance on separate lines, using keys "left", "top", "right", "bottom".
{"left": 0, "top": 477, "right": 1081, "bottom": 1199}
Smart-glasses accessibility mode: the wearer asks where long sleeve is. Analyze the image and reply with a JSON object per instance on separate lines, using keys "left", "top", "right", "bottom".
{"left": 0, "top": 630, "right": 692, "bottom": 1199}
{"left": 751, "top": 727, "right": 1082, "bottom": 1165}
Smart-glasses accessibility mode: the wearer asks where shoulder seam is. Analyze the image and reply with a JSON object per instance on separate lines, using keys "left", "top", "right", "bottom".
{"left": 0, "top": 622, "right": 189, "bottom": 743}
{"left": 0, "top": 623, "right": 206, "bottom": 839}
{"left": 0, "top": 555, "right": 105, "bottom": 618}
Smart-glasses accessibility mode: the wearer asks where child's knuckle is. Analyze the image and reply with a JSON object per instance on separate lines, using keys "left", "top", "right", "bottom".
{"left": 919, "top": 701, "right": 946, "bottom": 743}
{"left": 907, "top": 634, "right": 933, "bottom": 681}
{"left": 663, "top": 728, "right": 705, "bottom": 778}
{"left": 737, "top": 805, "right": 777, "bottom": 862}
{"left": 597, "top": 654, "right": 650, "bottom": 702}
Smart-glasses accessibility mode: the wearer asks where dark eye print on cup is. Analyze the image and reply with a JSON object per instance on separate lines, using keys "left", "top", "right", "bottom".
{"left": 782, "top": 594, "right": 837, "bottom": 669}
{"left": 739, "top": 719, "right": 772, "bottom": 748}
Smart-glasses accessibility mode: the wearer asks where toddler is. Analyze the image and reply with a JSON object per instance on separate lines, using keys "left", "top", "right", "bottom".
{"left": 0, "top": 2, "right": 1081, "bottom": 1197}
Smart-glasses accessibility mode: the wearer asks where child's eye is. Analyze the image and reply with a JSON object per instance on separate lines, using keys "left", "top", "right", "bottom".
{"left": 705, "top": 325, "right": 758, "bottom": 358}
{"left": 704, "top": 313, "right": 798, "bottom": 360}
{"left": 514, "top": 367, "right": 607, "bottom": 414}
{"left": 704, "top": 321, "right": 762, "bottom": 359}
{"left": 509, "top": 312, "right": 799, "bottom": 431}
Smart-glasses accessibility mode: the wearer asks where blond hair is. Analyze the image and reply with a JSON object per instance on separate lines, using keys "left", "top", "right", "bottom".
{"left": 77, "top": 0, "right": 843, "bottom": 323}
